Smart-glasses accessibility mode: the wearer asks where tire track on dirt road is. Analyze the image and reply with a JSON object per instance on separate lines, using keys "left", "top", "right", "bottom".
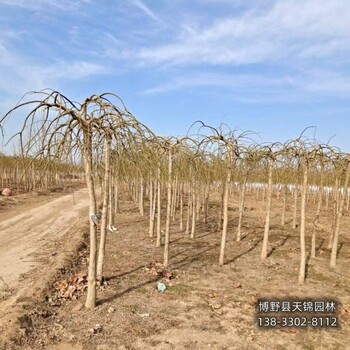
{"left": 0, "top": 188, "right": 89, "bottom": 289}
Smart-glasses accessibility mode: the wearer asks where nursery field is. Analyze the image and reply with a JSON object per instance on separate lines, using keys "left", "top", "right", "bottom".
{"left": 1, "top": 91, "right": 350, "bottom": 350}
{"left": 0, "top": 185, "right": 349, "bottom": 350}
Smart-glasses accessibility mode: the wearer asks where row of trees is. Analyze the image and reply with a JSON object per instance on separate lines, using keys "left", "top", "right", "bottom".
{"left": 0, "top": 90, "right": 349, "bottom": 308}
{"left": 0, "top": 153, "right": 83, "bottom": 192}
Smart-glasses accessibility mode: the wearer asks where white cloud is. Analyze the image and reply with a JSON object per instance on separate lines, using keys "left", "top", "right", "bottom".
{"left": 303, "top": 70, "right": 350, "bottom": 96}
{"left": 132, "top": 0, "right": 350, "bottom": 66}
{"left": 142, "top": 72, "right": 294, "bottom": 95}
{"left": 0, "top": 0, "right": 90, "bottom": 11}
{"left": 0, "top": 45, "right": 108, "bottom": 97}
{"left": 141, "top": 68, "right": 350, "bottom": 103}
{"left": 130, "top": 0, "right": 161, "bottom": 23}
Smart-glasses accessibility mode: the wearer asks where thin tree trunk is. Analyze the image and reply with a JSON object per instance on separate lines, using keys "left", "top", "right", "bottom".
{"left": 196, "top": 188, "right": 201, "bottom": 217}
{"left": 237, "top": 181, "right": 246, "bottom": 242}
{"left": 109, "top": 179, "right": 115, "bottom": 227}
{"left": 186, "top": 184, "right": 192, "bottom": 235}
{"left": 326, "top": 190, "right": 329, "bottom": 209}
{"left": 219, "top": 159, "right": 232, "bottom": 266}
{"left": 311, "top": 168, "right": 323, "bottom": 258}
{"left": 328, "top": 178, "right": 339, "bottom": 249}
{"left": 163, "top": 149, "right": 172, "bottom": 266}
{"left": 281, "top": 185, "right": 287, "bottom": 226}
{"left": 156, "top": 166, "right": 162, "bottom": 247}
{"left": 114, "top": 181, "right": 119, "bottom": 214}
{"left": 218, "top": 182, "right": 224, "bottom": 231}
{"left": 330, "top": 161, "right": 350, "bottom": 268}
{"left": 149, "top": 179, "right": 157, "bottom": 238}
{"left": 179, "top": 182, "right": 184, "bottom": 230}
{"left": 203, "top": 182, "right": 209, "bottom": 224}
{"left": 292, "top": 187, "right": 298, "bottom": 229}
{"left": 298, "top": 164, "right": 308, "bottom": 284}
{"left": 171, "top": 176, "right": 178, "bottom": 221}
{"left": 139, "top": 176, "right": 144, "bottom": 216}
{"left": 261, "top": 161, "right": 273, "bottom": 260}
{"left": 190, "top": 187, "right": 196, "bottom": 239}
{"left": 83, "top": 126, "right": 98, "bottom": 310}
{"left": 97, "top": 136, "right": 111, "bottom": 281}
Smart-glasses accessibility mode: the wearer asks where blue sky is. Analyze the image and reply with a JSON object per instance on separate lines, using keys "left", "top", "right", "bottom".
{"left": 1, "top": 0, "right": 350, "bottom": 151}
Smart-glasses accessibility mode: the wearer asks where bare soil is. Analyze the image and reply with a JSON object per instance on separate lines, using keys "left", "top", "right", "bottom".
{"left": 1, "top": 189, "right": 349, "bottom": 350}
{"left": 0, "top": 187, "right": 89, "bottom": 347}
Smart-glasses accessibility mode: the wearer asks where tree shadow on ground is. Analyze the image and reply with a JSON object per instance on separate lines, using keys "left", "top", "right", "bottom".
{"left": 305, "top": 254, "right": 311, "bottom": 279}
{"left": 316, "top": 238, "right": 325, "bottom": 254}
{"left": 98, "top": 275, "right": 162, "bottom": 305}
{"left": 337, "top": 242, "right": 344, "bottom": 255}
{"left": 172, "top": 243, "right": 221, "bottom": 270}
{"left": 226, "top": 238, "right": 263, "bottom": 264}
{"left": 267, "top": 235, "right": 291, "bottom": 258}
{"left": 101, "top": 231, "right": 220, "bottom": 304}
{"left": 106, "top": 266, "right": 145, "bottom": 281}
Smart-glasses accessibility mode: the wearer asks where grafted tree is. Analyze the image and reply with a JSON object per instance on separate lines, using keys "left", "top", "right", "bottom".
{"left": 330, "top": 155, "right": 350, "bottom": 268}
{"left": 0, "top": 90, "right": 153, "bottom": 308}
{"left": 195, "top": 123, "right": 243, "bottom": 266}
{"left": 260, "top": 143, "right": 282, "bottom": 260}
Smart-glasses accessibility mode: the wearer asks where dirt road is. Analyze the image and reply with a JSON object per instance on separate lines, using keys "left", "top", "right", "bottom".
{"left": 0, "top": 188, "right": 89, "bottom": 291}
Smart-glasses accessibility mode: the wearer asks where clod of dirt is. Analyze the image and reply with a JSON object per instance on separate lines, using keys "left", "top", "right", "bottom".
{"left": 72, "top": 302, "right": 84, "bottom": 312}
{"left": 234, "top": 282, "right": 242, "bottom": 288}
{"left": 107, "top": 307, "right": 115, "bottom": 314}
{"left": 89, "top": 324, "right": 103, "bottom": 335}
{"left": 243, "top": 303, "right": 252, "bottom": 311}
{"left": 209, "top": 303, "right": 224, "bottom": 315}
{"left": 209, "top": 303, "right": 222, "bottom": 310}
{"left": 18, "top": 314, "right": 33, "bottom": 335}
{"left": 208, "top": 292, "right": 219, "bottom": 298}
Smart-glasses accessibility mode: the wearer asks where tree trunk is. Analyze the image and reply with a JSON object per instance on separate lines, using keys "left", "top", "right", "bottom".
{"left": 328, "top": 178, "right": 339, "bottom": 249}
{"left": 97, "top": 135, "right": 111, "bottom": 281}
{"left": 219, "top": 160, "right": 232, "bottom": 266}
{"left": 139, "top": 176, "right": 144, "bottom": 216}
{"left": 149, "top": 179, "right": 154, "bottom": 237}
{"left": 330, "top": 161, "right": 350, "bottom": 268}
{"left": 171, "top": 176, "right": 178, "bottom": 221}
{"left": 156, "top": 166, "right": 162, "bottom": 247}
{"left": 203, "top": 182, "right": 209, "bottom": 224}
{"left": 186, "top": 184, "right": 192, "bottom": 235}
{"left": 149, "top": 178, "right": 157, "bottom": 238}
{"left": 311, "top": 169, "right": 323, "bottom": 258}
{"left": 292, "top": 187, "right": 298, "bottom": 229}
{"left": 163, "top": 149, "right": 172, "bottom": 266}
{"left": 261, "top": 161, "right": 273, "bottom": 260}
{"left": 325, "top": 190, "right": 329, "bottom": 209}
{"left": 298, "top": 164, "right": 308, "bottom": 284}
{"left": 237, "top": 181, "right": 246, "bottom": 242}
{"left": 218, "top": 182, "right": 224, "bottom": 231}
{"left": 83, "top": 126, "right": 98, "bottom": 310}
{"left": 114, "top": 181, "right": 119, "bottom": 214}
{"left": 109, "top": 180, "right": 115, "bottom": 227}
{"left": 190, "top": 186, "right": 196, "bottom": 239}
{"left": 179, "top": 182, "right": 184, "bottom": 230}
{"left": 281, "top": 185, "right": 287, "bottom": 226}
